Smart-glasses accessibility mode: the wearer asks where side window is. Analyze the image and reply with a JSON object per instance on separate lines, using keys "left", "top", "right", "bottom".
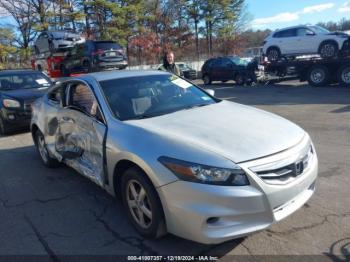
{"left": 222, "top": 58, "right": 233, "bottom": 67}
{"left": 282, "top": 29, "right": 296, "bottom": 37}
{"left": 48, "top": 86, "right": 65, "bottom": 106}
{"left": 69, "top": 83, "right": 98, "bottom": 117}
{"left": 297, "top": 28, "right": 314, "bottom": 36}
{"left": 274, "top": 29, "right": 296, "bottom": 38}
{"left": 212, "top": 59, "right": 222, "bottom": 67}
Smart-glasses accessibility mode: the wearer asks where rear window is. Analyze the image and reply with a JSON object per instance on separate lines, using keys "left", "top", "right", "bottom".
{"left": 94, "top": 42, "right": 122, "bottom": 50}
{"left": 0, "top": 72, "right": 52, "bottom": 90}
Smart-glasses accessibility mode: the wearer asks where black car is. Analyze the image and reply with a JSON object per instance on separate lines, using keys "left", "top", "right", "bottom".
{"left": 60, "top": 40, "right": 128, "bottom": 76}
{"left": 201, "top": 56, "right": 257, "bottom": 85}
{"left": 177, "top": 63, "right": 197, "bottom": 79}
{"left": 0, "top": 70, "right": 53, "bottom": 135}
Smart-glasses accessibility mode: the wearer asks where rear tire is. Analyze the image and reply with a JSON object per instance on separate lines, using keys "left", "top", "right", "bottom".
{"left": 34, "top": 130, "right": 60, "bottom": 168}
{"left": 338, "top": 65, "right": 350, "bottom": 86}
{"left": 319, "top": 42, "right": 338, "bottom": 59}
{"left": 60, "top": 65, "right": 70, "bottom": 77}
{"left": 121, "top": 167, "right": 167, "bottom": 239}
{"left": 266, "top": 47, "right": 281, "bottom": 62}
{"left": 307, "top": 65, "right": 330, "bottom": 87}
{"left": 203, "top": 74, "right": 212, "bottom": 85}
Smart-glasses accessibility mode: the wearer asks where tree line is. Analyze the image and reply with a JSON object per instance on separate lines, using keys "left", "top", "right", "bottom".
{"left": 0, "top": 0, "right": 248, "bottom": 67}
{"left": 0, "top": 0, "right": 349, "bottom": 69}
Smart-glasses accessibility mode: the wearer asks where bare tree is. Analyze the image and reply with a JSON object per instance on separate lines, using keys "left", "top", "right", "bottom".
{"left": 0, "top": 0, "right": 37, "bottom": 56}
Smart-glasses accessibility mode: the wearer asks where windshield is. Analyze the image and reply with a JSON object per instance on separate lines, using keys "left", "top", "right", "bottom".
{"left": 228, "top": 56, "right": 249, "bottom": 66}
{"left": 177, "top": 64, "right": 191, "bottom": 70}
{"left": 0, "top": 72, "right": 52, "bottom": 91}
{"left": 100, "top": 74, "right": 217, "bottom": 121}
{"left": 95, "top": 42, "right": 122, "bottom": 50}
{"left": 310, "top": 26, "right": 330, "bottom": 34}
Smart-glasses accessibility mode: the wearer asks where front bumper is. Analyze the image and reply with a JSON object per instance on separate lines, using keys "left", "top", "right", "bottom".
{"left": 157, "top": 138, "right": 318, "bottom": 244}
{"left": 0, "top": 107, "right": 31, "bottom": 130}
{"left": 95, "top": 60, "right": 128, "bottom": 70}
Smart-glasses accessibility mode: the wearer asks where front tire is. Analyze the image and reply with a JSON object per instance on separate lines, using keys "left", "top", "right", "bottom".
{"left": 266, "top": 47, "right": 281, "bottom": 62}
{"left": 0, "top": 116, "right": 9, "bottom": 136}
{"left": 203, "top": 74, "right": 212, "bottom": 85}
{"left": 34, "top": 130, "right": 60, "bottom": 168}
{"left": 235, "top": 74, "right": 245, "bottom": 86}
{"left": 121, "top": 167, "right": 166, "bottom": 239}
{"left": 319, "top": 42, "right": 338, "bottom": 59}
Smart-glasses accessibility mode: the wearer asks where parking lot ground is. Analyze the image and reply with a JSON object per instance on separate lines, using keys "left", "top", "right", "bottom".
{"left": 0, "top": 80, "right": 349, "bottom": 260}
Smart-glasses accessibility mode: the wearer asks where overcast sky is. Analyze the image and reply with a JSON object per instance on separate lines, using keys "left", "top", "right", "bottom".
{"left": 1, "top": 1, "right": 350, "bottom": 31}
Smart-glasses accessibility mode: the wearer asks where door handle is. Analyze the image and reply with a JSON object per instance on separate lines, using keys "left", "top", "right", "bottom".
{"left": 61, "top": 117, "right": 75, "bottom": 124}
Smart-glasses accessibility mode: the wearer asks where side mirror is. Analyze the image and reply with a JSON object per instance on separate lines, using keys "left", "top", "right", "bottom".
{"left": 205, "top": 89, "right": 215, "bottom": 96}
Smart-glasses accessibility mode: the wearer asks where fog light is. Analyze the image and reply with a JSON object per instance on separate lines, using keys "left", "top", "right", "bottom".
{"left": 8, "top": 114, "right": 15, "bottom": 120}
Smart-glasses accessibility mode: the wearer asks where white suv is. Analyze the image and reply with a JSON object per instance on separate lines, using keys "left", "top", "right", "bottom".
{"left": 263, "top": 25, "right": 350, "bottom": 61}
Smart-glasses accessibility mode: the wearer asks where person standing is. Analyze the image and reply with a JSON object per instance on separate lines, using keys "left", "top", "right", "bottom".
{"left": 159, "top": 51, "right": 182, "bottom": 76}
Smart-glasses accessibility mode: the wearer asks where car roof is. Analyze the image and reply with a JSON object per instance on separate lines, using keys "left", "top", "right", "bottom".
{"left": 274, "top": 25, "right": 310, "bottom": 32}
{"left": 77, "top": 70, "right": 171, "bottom": 82}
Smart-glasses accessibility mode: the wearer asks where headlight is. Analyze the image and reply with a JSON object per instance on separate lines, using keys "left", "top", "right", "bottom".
{"left": 158, "top": 156, "right": 250, "bottom": 186}
{"left": 3, "top": 99, "right": 21, "bottom": 108}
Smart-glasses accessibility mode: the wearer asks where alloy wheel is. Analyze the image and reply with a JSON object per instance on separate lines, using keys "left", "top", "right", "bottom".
{"left": 310, "top": 69, "right": 325, "bottom": 84}
{"left": 320, "top": 44, "right": 336, "bottom": 58}
{"left": 341, "top": 68, "right": 350, "bottom": 84}
{"left": 268, "top": 49, "right": 279, "bottom": 61}
{"left": 37, "top": 134, "right": 49, "bottom": 163}
{"left": 126, "top": 180, "right": 153, "bottom": 229}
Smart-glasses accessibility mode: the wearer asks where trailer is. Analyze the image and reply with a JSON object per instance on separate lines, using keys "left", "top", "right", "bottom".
{"left": 262, "top": 55, "right": 350, "bottom": 87}
{"left": 31, "top": 52, "right": 67, "bottom": 78}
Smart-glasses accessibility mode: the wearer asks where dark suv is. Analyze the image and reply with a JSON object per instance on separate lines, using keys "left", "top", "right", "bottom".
{"left": 0, "top": 70, "right": 53, "bottom": 135}
{"left": 201, "top": 56, "right": 257, "bottom": 85}
{"left": 60, "top": 40, "right": 128, "bottom": 76}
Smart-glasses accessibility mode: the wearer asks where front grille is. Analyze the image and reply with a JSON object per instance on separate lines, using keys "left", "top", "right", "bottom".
{"left": 254, "top": 146, "right": 313, "bottom": 185}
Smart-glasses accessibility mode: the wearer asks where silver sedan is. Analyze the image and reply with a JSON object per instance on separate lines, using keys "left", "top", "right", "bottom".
{"left": 31, "top": 70, "right": 318, "bottom": 244}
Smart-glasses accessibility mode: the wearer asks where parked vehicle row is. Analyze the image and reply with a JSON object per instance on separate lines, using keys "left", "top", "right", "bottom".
{"left": 32, "top": 40, "right": 128, "bottom": 77}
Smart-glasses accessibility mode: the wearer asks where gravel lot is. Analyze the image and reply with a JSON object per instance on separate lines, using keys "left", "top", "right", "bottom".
{"left": 0, "top": 79, "right": 349, "bottom": 261}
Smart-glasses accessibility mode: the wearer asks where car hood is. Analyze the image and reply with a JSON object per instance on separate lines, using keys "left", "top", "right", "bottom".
{"left": 1, "top": 88, "right": 49, "bottom": 101}
{"left": 327, "top": 31, "right": 350, "bottom": 37}
{"left": 127, "top": 100, "right": 306, "bottom": 163}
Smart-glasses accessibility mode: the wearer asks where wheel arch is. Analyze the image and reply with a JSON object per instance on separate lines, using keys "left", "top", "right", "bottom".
{"left": 318, "top": 39, "right": 339, "bottom": 53}
{"left": 31, "top": 123, "right": 40, "bottom": 145}
{"left": 266, "top": 45, "right": 281, "bottom": 54}
{"left": 111, "top": 157, "right": 165, "bottom": 197}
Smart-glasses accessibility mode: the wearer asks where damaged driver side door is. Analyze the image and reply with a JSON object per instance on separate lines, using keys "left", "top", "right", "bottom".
{"left": 54, "top": 80, "right": 106, "bottom": 186}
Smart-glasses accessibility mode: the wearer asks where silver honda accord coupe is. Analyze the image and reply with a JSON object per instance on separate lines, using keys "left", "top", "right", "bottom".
{"left": 31, "top": 70, "right": 318, "bottom": 244}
